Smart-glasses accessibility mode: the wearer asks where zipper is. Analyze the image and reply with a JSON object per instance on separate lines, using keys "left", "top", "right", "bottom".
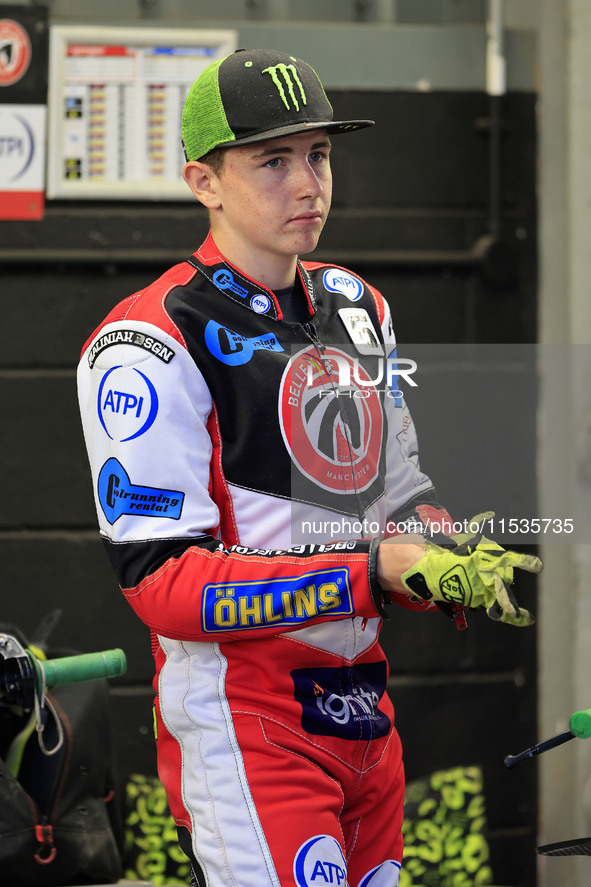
{"left": 23, "top": 790, "right": 57, "bottom": 865}
{"left": 301, "top": 321, "right": 365, "bottom": 523}
{"left": 302, "top": 320, "right": 325, "bottom": 354}
{"left": 29, "top": 693, "right": 71, "bottom": 866}
{"left": 34, "top": 820, "right": 56, "bottom": 864}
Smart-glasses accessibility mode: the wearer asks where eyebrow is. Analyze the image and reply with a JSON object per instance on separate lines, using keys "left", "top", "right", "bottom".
{"left": 250, "top": 139, "right": 332, "bottom": 160}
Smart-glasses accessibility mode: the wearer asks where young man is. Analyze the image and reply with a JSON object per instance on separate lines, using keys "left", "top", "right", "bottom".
{"left": 77, "top": 49, "right": 541, "bottom": 887}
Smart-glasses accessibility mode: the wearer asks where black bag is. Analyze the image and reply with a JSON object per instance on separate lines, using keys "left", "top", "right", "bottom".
{"left": 0, "top": 628, "right": 123, "bottom": 886}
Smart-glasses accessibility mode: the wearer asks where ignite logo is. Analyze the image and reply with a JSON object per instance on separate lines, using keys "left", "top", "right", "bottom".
{"left": 292, "top": 663, "right": 390, "bottom": 741}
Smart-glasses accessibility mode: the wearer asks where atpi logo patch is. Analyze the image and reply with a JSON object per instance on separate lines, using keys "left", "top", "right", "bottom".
{"left": 358, "top": 861, "right": 401, "bottom": 887}
{"left": 0, "top": 110, "right": 34, "bottom": 183}
{"left": 97, "top": 366, "right": 159, "bottom": 442}
{"left": 293, "top": 835, "right": 347, "bottom": 887}
{"left": 279, "top": 346, "right": 383, "bottom": 495}
{"left": 250, "top": 293, "right": 271, "bottom": 314}
{"left": 323, "top": 269, "right": 363, "bottom": 302}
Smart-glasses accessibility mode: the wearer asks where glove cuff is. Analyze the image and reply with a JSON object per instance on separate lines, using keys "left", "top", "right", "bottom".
{"left": 401, "top": 567, "right": 433, "bottom": 601}
{"left": 369, "top": 537, "right": 391, "bottom": 619}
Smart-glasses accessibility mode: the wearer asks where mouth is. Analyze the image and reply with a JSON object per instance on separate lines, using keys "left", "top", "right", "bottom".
{"left": 289, "top": 211, "right": 324, "bottom": 226}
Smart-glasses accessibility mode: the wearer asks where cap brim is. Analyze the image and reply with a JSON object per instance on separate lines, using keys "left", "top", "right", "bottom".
{"left": 211, "top": 119, "right": 375, "bottom": 152}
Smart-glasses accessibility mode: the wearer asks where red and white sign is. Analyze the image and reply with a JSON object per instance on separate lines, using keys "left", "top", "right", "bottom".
{"left": 67, "top": 44, "right": 135, "bottom": 58}
{"left": 0, "top": 19, "right": 31, "bottom": 87}
{"left": 0, "top": 104, "right": 46, "bottom": 219}
{"left": 0, "top": 12, "right": 46, "bottom": 219}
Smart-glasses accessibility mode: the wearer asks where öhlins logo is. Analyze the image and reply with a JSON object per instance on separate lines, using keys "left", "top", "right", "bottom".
{"left": 201, "top": 569, "right": 353, "bottom": 633}
{"left": 262, "top": 63, "right": 307, "bottom": 111}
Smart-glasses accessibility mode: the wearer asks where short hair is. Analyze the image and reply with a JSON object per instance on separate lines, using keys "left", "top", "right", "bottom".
{"left": 199, "top": 146, "right": 228, "bottom": 178}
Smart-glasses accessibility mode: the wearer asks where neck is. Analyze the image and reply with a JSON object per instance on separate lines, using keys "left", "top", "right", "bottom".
{"left": 209, "top": 228, "right": 298, "bottom": 291}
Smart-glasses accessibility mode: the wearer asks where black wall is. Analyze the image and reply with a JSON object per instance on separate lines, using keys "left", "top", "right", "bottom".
{"left": 0, "top": 89, "right": 538, "bottom": 886}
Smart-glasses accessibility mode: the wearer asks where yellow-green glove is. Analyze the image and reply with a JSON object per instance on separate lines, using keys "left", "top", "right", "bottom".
{"left": 448, "top": 511, "right": 497, "bottom": 549}
{"left": 402, "top": 514, "right": 542, "bottom": 626}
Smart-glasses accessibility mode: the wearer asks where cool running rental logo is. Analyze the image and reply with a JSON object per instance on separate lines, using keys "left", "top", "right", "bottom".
{"left": 212, "top": 268, "right": 249, "bottom": 299}
{"left": 205, "top": 319, "right": 284, "bottom": 366}
{"left": 98, "top": 458, "right": 184, "bottom": 525}
{"left": 262, "top": 62, "right": 306, "bottom": 111}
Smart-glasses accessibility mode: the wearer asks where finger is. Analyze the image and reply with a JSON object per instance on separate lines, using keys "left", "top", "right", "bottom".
{"left": 466, "top": 512, "right": 496, "bottom": 548}
{"left": 493, "top": 573, "right": 521, "bottom": 620}
{"left": 486, "top": 599, "right": 504, "bottom": 622}
{"left": 514, "top": 554, "right": 543, "bottom": 574}
{"left": 485, "top": 550, "right": 543, "bottom": 574}
{"left": 515, "top": 608, "right": 535, "bottom": 627}
{"left": 469, "top": 511, "right": 495, "bottom": 527}
{"left": 505, "top": 606, "right": 535, "bottom": 627}
{"left": 486, "top": 600, "right": 535, "bottom": 627}
{"left": 451, "top": 515, "right": 490, "bottom": 554}
{"left": 488, "top": 574, "right": 535, "bottom": 626}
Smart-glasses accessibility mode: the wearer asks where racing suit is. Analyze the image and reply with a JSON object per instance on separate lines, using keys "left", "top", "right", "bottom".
{"left": 77, "top": 232, "right": 444, "bottom": 887}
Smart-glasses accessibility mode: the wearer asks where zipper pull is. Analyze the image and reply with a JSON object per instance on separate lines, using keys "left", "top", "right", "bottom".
{"left": 434, "top": 601, "right": 469, "bottom": 631}
{"left": 303, "top": 321, "right": 325, "bottom": 354}
{"left": 34, "top": 822, "right": 57, "bottom": 864}
{"left": 452, "top": 606, "right": 468, "bottom": 631}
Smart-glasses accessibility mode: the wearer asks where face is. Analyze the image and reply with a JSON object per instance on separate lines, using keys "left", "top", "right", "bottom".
{"left": 184, "top": 129, "right": 332, "bottom": 288}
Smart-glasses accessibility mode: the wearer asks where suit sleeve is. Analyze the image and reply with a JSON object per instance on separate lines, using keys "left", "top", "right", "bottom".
{"left": 368, "top": 290, "right": 453, "bottom": 613}
{"left": 368, "top": 294, "right": 450, "bottom": 529}
{"left": 77, "top": 318, "right": 383, "bottom": 643}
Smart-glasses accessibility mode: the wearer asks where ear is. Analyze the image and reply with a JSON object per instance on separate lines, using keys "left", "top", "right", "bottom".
{"left": 183, "top": 161, "right": 222, "bottom": 209}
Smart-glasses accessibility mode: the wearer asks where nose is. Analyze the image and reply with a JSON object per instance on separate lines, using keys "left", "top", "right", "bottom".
{"left": 292, "top": 157, "right": 325, "bottom": 199}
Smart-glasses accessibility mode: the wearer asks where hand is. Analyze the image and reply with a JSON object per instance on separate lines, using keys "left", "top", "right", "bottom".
{"left": 400, "top": 517, "right": 542, "bottom": 626}
{"left": 447, "top": 511, "right": 497, "bottom": 549}
{"left": 376, "top": 536, "right": 426, "bottom": 596}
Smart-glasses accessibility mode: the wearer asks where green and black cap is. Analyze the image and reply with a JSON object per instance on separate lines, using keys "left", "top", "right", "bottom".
{"left": 182, "top": 48, "right": 374, "bottom": 161}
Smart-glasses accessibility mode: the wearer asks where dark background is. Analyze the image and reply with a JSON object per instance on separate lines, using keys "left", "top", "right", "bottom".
{"left": 0, "top": 88, "right": 538, "bottom": 886}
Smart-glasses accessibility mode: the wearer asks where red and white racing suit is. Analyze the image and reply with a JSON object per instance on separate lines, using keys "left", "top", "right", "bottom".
{"left": 77, "top": 233, "right": 444, "bottom": 887}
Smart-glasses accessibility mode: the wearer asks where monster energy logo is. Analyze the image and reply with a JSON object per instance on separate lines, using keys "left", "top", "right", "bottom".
{"left": 262, "top": 63, "right": 307, "bottom": 112}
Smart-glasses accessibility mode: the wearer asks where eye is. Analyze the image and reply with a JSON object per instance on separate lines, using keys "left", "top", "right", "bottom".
{"left": 310, "top": 148, "right": 330, "bottom": 163}
{"left": 265, "top": 156, "right": 282, "bottom": 169}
